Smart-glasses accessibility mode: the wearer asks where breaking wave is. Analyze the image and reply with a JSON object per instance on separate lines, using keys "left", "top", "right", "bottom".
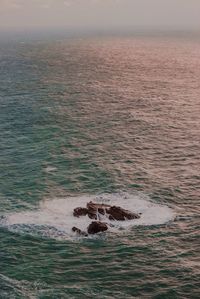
{"left": 0, "top": 192, "right": 174, "bottom": 240}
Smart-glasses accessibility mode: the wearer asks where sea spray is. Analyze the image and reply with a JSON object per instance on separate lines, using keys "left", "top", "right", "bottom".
{"left": 0, "top": 192, "right": 174, "bottom": 240}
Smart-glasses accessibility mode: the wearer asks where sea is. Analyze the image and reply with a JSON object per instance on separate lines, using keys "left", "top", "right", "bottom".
{"left": 0, "top": 32, "right": 199, "bottom": 298}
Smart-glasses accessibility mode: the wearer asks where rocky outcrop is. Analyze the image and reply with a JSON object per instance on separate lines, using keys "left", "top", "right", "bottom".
{"left": 73, "top": 202, "right": 140, "bottom": 221}
{"left": 87, "top": 221, "right": 108, "bottom": 234}
{"left": 108, "top": 206, "right": 140, "bottom": 221}
{"left": 72, "top": 201, "right": 141, "bottom": 235}
{"left": 87, "top": 202, "right": 111, "bottom": 219}
{"left": 72, "top": 221, "right": 108, "bottom": 235}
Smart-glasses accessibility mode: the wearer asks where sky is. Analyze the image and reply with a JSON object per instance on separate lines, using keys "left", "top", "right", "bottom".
{"left": 0, "top": 0, "right": 200, "bottom": 32}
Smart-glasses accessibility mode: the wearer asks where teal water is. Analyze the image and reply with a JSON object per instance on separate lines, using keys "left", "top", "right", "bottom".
{"left": 0, "top": 36, "right": 199, "bottom": 298}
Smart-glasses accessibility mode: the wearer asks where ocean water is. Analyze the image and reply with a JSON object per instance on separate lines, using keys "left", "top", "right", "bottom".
{"left": 0, "top": 35, "right": 199, "bottom": 298}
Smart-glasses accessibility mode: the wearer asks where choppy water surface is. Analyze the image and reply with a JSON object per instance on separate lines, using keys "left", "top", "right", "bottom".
{"left": 0, "top": 36, "right": 200, "bottom": 298}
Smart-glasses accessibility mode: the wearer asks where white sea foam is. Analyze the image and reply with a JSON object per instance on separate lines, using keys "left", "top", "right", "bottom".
{"left": 43, "top": 166, "right": 57, "bottom": 173}
{"left": 1, "top": 192, "right": 174, "bottom": 240}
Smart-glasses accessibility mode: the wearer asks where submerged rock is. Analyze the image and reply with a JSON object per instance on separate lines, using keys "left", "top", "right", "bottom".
{"left": 72, "top": 226, "right": 88, "bottom": 237}
{"left": 87, "top": 221, "right": 108, "bottom": 234}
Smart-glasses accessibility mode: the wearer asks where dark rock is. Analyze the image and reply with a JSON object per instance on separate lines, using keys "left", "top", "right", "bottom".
{"left": 87, "top": 211, "right": 97, "bottom": 220}
{"left": 72, "top": 226, "right": 88, "bottom": 237}
{"left": 86, "top": 202, "right": 140, "bottom": 221}
{"left": 87, "top": 221, "right": 108, "bottom": 234}
{"left": 107, "top": 206, "right": 140, "bottom": 221}
{"left": 73, "top": 207, "right": 88, "bottom": 217}
{"left": 87, "top": 201, "right": 111, "bottom": 220}
{"left": 73, "top": 201, "right": 141, "bottom": 222}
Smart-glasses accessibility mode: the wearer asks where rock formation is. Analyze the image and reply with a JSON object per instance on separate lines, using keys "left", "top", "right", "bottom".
{"left": 87, "top": 221, "right": 108, "bottom": 234}
{"left": 108, "top": 206, "right": 140, "bottom": 221}
{"left": 73, "top": 201, "right": 140, "bottom": 221}
{"left": 73, "top": 207, "right": 88, "bottom": 217}
{"left": 72, "top": 201, "right": 141, "bottom": 235}
{"left": 87, "top": 201, "right": 111, "bottom": 219}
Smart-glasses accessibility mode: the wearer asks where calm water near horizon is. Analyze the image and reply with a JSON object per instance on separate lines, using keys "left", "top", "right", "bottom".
{"left": 0, "top": 35, "right": 200, "bottom": 298}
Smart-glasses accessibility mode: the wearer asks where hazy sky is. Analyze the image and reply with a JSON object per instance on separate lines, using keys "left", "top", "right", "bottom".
{"left": 0, "top": 0, "right": 200, "bottom": 32}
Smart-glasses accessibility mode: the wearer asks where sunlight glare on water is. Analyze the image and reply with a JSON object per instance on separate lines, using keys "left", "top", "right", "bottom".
{"left": 0, "top": 35, "right": 200, "bottom": 298}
